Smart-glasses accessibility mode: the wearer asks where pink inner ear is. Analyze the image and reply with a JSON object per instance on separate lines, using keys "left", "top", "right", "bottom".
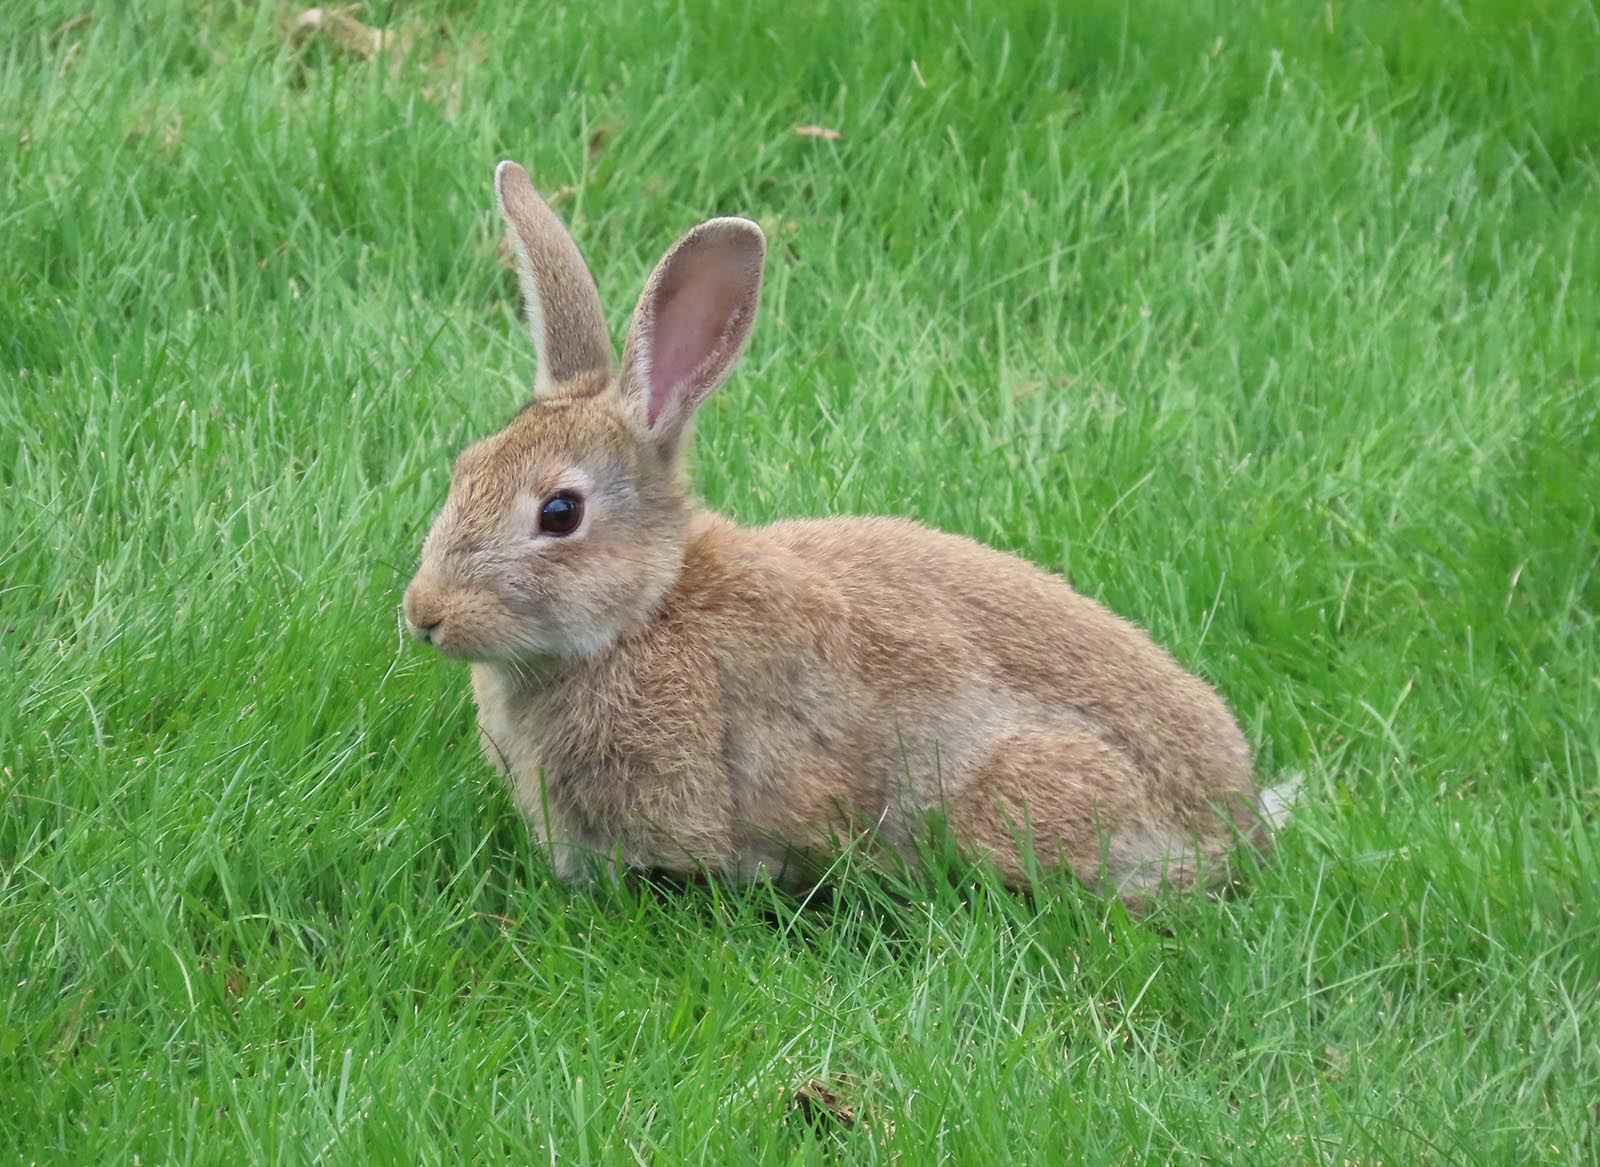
{"left": 647, "top": 238, "right": 751, "bottom": 428}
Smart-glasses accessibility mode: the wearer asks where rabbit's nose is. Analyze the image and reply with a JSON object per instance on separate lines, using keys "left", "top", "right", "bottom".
{"left": 403, "top": 578, "right": 444, "bottom": 642}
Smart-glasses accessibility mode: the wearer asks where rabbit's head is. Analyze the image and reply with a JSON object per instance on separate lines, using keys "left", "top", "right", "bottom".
{"left": 402, "top": 162, "right": 765, "bottom": 662}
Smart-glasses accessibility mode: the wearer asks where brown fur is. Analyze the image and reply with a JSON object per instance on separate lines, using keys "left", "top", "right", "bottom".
{"left": 403, "top": 161, "right": 1265, "bottom": 905}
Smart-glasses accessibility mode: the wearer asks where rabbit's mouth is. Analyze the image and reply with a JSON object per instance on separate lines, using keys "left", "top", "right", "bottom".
{"left": 402, "top": 587, "right": 613, "bottom": 666}
{"left": 405, "top": 612, "right": 475, "bottom": 659}
{"left": 408, "top": 614, "right": 530, "bottom": 664}
{"left": 402, "top": 576, "right": 520, "bottom": 661}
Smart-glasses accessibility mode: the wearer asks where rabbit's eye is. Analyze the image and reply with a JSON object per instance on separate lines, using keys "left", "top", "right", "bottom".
{"left": 539, "top": 490, "right": 584, "bottom": 536}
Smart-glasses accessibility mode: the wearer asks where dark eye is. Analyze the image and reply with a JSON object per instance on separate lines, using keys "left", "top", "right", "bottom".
{"left": 538, "top": 490, "right": 584, "bottom": 536}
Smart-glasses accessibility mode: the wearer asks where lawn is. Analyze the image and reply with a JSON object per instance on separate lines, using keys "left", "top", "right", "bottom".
{"left": 2, "top": 0, "right": 1598, "bottom": 1162}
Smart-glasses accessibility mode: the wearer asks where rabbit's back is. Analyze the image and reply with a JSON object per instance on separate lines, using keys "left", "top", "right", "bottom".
{"left": 762, "top": 514, "right": 1253, "bottom": 792}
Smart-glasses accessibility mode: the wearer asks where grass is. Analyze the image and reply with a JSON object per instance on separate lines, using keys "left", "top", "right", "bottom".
{"left": 2, "top": 0, "right": 1598, "bottom": 1162}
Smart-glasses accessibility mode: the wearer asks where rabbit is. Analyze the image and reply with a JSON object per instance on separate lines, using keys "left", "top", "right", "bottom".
{"left": 402, "top": 160, "right": 1277, "bottom": 906}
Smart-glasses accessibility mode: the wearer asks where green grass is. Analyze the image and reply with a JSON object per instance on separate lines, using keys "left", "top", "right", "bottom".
{"left": 3, "top": 0, "right": 1598, "bottom": 1162}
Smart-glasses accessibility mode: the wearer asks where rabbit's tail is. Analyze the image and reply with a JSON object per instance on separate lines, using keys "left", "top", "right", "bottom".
{"left": 1255, "top": 771, "right": 1304, "bottom": 833}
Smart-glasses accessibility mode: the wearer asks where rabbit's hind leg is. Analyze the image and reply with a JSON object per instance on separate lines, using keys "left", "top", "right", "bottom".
{"left": 946, "top": 729, "right": 1213, "bottom": 904}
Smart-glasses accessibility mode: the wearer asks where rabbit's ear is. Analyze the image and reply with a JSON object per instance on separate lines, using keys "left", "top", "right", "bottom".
{"left": 619, "top": 217, "right": 765, "bottom": 442}
{"left": 495, "top": 161, "right": 613, "bottom": 391}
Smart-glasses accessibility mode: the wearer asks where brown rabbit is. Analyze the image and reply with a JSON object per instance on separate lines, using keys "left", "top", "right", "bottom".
{"left": 403, "top": 161, "right": 1279, "bottom": 904}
